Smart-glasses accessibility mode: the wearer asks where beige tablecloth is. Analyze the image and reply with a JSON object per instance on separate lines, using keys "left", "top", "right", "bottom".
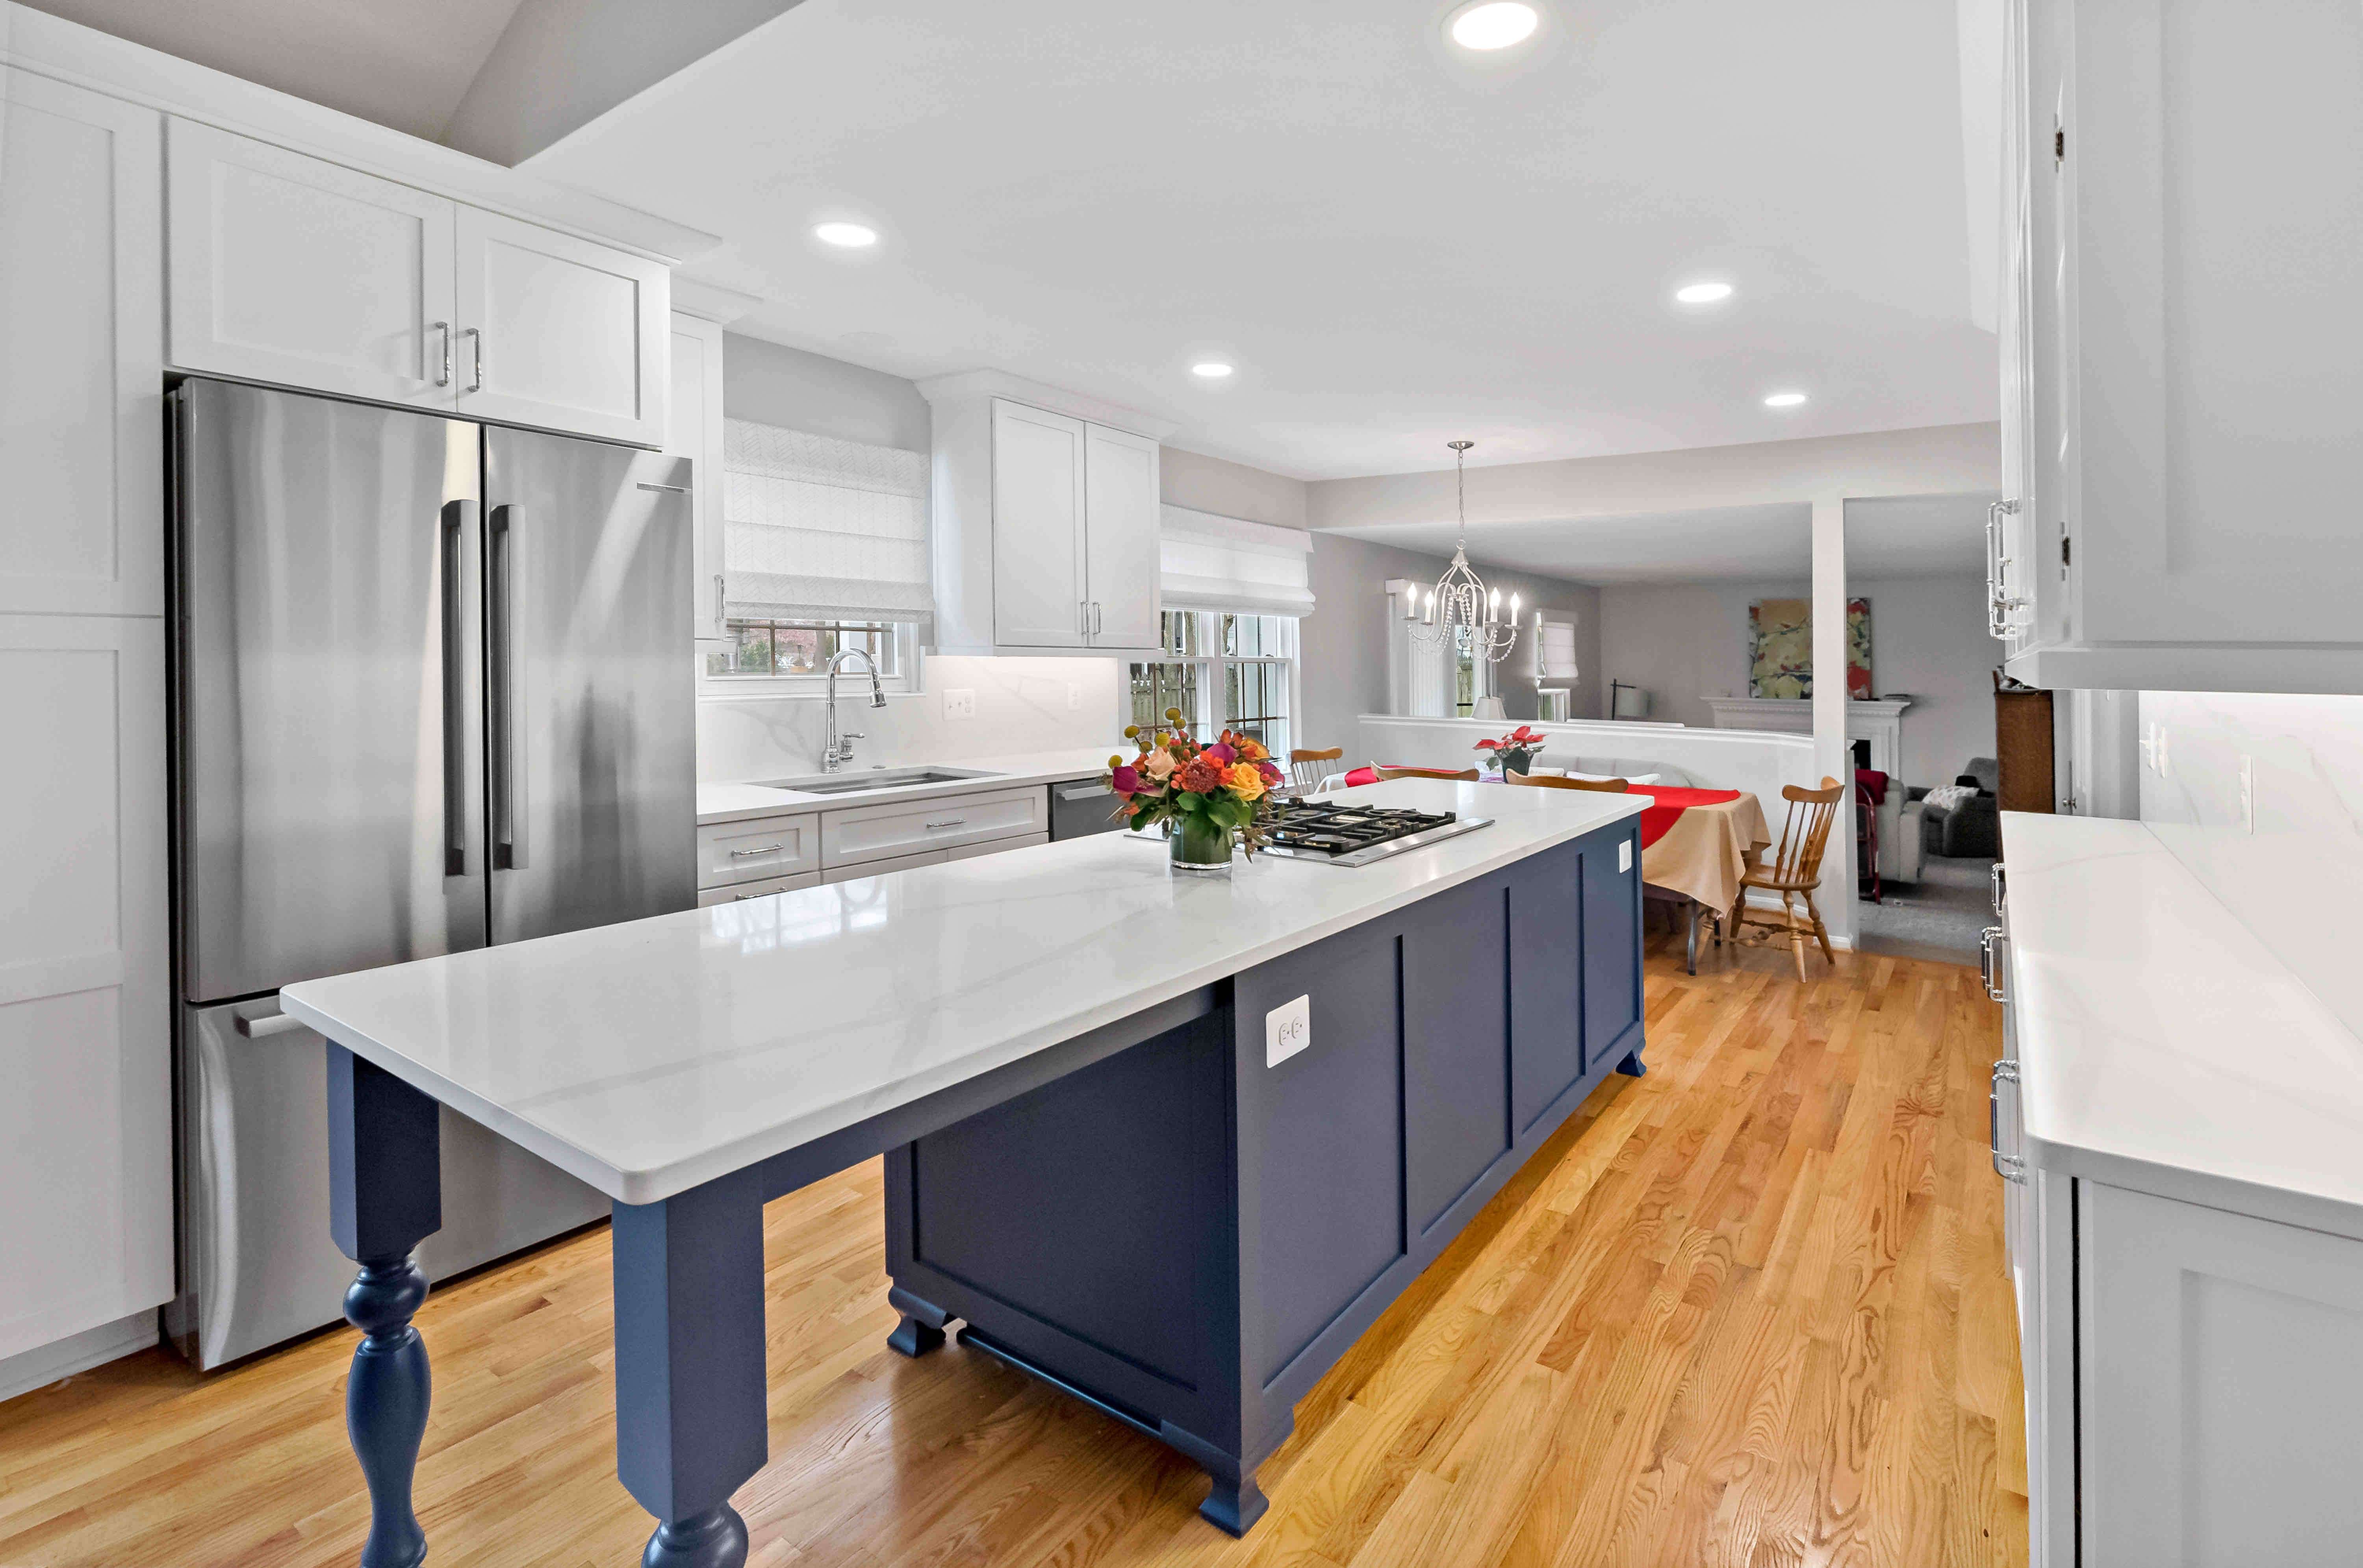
{"left": 1640, "top": 792, "right": 1771, "bottom": 917}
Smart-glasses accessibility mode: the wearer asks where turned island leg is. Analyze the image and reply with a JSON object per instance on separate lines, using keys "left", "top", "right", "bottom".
{"left": 613, "top": 1167, "right": 768, "bottom": 1568}
{"left": 326, "top": 1045, "right": 444, "bottom": 1568}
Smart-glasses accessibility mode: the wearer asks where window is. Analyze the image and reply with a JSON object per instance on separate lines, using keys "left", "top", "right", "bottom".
{"left": 703, "top": 420, "right": 932, "bottom": 689}
{"left": 1129, "top": 610, "right": 1298, "bottom": 757}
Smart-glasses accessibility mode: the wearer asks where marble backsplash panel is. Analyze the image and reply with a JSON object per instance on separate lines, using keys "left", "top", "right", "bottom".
{"left": 2138, "top": 690, "right": 2363, "bottom": 1041}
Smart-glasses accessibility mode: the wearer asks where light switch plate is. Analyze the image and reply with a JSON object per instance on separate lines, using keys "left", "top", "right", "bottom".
{"left": 1265, "top": 994, "right": 1311, "bottom": 1068}
{"left": 942, "top": 688, "right": 976, "bottom": 720}
{"left": 1619, "top": 840, "right": 1632, "bottom": 873}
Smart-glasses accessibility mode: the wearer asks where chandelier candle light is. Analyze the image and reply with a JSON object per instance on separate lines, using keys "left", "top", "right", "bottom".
{"left": 1409, "top": 441, "right": 1520, "bottom": 664}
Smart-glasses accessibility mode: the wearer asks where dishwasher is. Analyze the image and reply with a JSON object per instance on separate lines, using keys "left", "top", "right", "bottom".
{"left": 1050, "top": 777, "right": 1128, "bottom": 840}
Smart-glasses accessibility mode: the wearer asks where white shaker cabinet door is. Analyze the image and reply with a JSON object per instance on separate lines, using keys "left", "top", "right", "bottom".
{"left": 2080, "top": 1181, "right": 2363, "bottom": 1568}
{"left": 166, "top": 119, "right": 456, "bottom": 409}
{"left": 0, "top": 72, "right": 163, "bottom": 617}
{"left": 455, "top": 206, "right": 668, "bottom": 448}
{"left": 0, "top": 615, "right": 171, "bottom": 1360}
{"left": 666, "top": 312, "right": 727, "bottom": 640}
{"left": 990, "top": 400, "right": 1088, "bottom": 649}
{"left": 1083, "top": 422, "right": 1161, "bottom": 650}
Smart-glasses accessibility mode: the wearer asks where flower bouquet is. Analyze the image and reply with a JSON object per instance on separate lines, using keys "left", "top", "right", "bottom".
{"left": 1108, "top": 709, "right": 1284, "bottom": 875}
{"left": 1475, "top": 723, "right": 1547, "bottom": 778}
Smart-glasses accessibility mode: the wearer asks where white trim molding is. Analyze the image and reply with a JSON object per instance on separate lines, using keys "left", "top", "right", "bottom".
{"left": 913, "top": 369, "right": 1176, "bottom": 442}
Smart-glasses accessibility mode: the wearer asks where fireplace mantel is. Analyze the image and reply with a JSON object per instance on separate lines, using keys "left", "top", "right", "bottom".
{"left": 1704, "top": 697, "right": 1913, "bottom": 777}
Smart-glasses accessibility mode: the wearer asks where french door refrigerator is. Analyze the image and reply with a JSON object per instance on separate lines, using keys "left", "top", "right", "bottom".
{"left": 165, "top": 378, "right": 695, "bottom": 1368}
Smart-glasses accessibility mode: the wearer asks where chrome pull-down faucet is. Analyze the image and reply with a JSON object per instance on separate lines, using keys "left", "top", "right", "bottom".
{"left": 823, "top": 647, "right": 889, "bottom": 771}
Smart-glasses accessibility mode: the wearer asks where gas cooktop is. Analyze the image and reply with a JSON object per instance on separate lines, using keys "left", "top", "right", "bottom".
{"left": 1259, "top": 801, "right": 1495, "bottom": 867}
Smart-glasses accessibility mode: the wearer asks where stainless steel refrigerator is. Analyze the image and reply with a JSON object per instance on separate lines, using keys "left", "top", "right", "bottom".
{"left": 164, "top": 378, "right": 696, "bottom": 1368}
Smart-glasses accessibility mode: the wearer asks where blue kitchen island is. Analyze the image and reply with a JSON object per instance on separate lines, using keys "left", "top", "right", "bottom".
{"left": 283, "top": 779, "right": 1646, "bottom": 1567}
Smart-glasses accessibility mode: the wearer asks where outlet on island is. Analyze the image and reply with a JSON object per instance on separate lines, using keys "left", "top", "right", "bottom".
{"left": 942, "top": 688, "right": 977, "bottom": 720}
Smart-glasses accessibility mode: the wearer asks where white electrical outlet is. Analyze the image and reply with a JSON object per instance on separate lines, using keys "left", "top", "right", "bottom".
{"left": 2240, "top": 754, "right": 2254, "bottom": 833}
{"left": 942, "top": 688, "right": 977, "bottom": 720}
{"left": 1619, "top": 840, "right": 1632, "bottom": 873}
{"left": 1265, "top": 994, "right": 1311, "bottom": 1068}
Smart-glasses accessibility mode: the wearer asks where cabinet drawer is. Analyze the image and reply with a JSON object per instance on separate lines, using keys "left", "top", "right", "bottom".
{"left": 821, "top": 846, "right": 949, "bottom": 886}
{"left": 948, "top": 831, "right": 1048, "bottom": 862}
{"left": 698, "top": 870, "right": 819, "bottom": 906}
{"left": 697, "top": 812, "right": 820, "bottom": 888}
{"left": 822, "top": 786, "right": 1047, "bottom": 869}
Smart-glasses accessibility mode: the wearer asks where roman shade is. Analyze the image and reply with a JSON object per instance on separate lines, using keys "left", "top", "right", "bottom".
{"left": 722, "top": 419, "right": 934, "bottom": 623}
{"left": 1158, "top": 505, "right": 1315, "bottom": 617}
{"left": 1536, "top": 618, "right": 1578, "bottom": 681}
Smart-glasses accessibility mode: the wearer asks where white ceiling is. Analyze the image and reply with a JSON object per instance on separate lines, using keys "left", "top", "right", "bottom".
{"left": 1322, "top": 491, "right": 1996, "bottom": 585}
{"left": 532, "top": 0, "right": 2000, "bottom": 480}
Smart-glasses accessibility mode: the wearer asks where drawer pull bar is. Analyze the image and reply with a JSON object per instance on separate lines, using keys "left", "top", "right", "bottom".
{"left": 924, "top": 818, "right": 968, "bottom": 830}
{"left": 1990, "top": 1058, "right": 2025, "bottom": 1185}
{"left": 1979, "top": 926, "right": 2007, "bottom": 1003}
{"left": 733, "top": 890, "right": 771, "bottom": 900}
{"left": 729, "top": 844, "right": 786, "bottom": 858}
{"left": 234, "top": 1012, "right": 310, "bottom": 1040}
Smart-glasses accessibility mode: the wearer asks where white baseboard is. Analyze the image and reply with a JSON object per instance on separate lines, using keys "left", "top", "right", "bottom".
{"left": 0, "top": 1309, "right": 159, "bottom": 1405}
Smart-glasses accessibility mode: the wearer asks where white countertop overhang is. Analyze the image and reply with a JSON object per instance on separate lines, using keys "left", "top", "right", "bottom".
{"left": 285, "top": 781, "right": 1646, "bottom": 1206}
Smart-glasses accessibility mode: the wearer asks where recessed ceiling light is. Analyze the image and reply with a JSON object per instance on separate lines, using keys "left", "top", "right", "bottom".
{"left": 1676, "top": 281, "right": 1734, "bottom": 304}
{"left": 1191, "top": 361, "right": 1235, "bottom": 379}
{"left": 1763, "top": 391, "right": 1808, "bottom": 408}
{"left": 1447, "top": 1, "right": 1540, "bottom": 51}
{"left": 813, "top": 221, "right": 878, "bottom": 249}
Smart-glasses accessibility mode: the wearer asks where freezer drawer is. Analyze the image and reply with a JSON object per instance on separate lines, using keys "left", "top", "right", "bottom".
{"left": 169, "top": 996, "right": 608, "bottom": 1369}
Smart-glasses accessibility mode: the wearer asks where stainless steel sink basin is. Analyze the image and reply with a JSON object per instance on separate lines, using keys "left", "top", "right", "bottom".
{"left": 756, "top": 767, "right": 998, "bottom": 797}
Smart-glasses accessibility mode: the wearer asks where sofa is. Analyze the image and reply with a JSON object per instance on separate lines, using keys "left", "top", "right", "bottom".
{"left": 1526, "top": 753, "right": 1707, "bottom": 788}
{"left": 1911, "top": 756, "right": 2002, "bottom": 860}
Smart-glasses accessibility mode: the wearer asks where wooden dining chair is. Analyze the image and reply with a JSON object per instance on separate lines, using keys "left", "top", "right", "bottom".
{"left": 1288, "top": 746, "right": 1345, "bottom": 792}
{"left": 1372, "top": 765, "right": 1478, "bottom": 782}
{"left": 1503, "top": 772, "right": 1628, "bottom": 792}
{"left": 1729, "top": 776, "right": 1845, "bottom": 982}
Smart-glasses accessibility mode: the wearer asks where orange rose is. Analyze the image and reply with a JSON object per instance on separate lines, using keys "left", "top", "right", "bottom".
{"left": 1225, "top": 762, "right": 1267, "bottom": 801}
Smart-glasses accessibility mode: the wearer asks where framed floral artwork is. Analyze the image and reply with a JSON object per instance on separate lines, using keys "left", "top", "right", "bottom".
{"left": 1748, "top": 598, "right": 1871, "bottom": 699}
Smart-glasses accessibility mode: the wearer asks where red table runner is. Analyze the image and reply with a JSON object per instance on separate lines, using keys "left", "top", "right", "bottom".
{"left": 1630, "top": 785, "right": 1744, "bottom": 849}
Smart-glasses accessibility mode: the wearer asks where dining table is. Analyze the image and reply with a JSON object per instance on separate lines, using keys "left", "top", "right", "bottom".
{"left": 1624, "top": 786, "right": 1772, "bottom": 972}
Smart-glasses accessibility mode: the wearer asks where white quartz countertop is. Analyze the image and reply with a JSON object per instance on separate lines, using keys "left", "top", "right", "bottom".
{"left": 2004, "top": 812, "right": 2363, "bottom": 1236}
{"left": 285, "top": 780, "right": 1645, "bottom": 1206}
{"left": 696, "top": 746, "right": 1118, "bottom": 825}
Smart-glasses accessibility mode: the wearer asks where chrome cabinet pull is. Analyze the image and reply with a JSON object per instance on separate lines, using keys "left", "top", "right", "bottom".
{"left": 1990, "top": 1059, "right": 2026, "bottom": 1184}
{"left": 461, "top": 326, "right": 484, "bottom": 393}
{"left": 1091, "top": 601, "right": 1103, "bottom": 635}
{"left": 1990, "top": 862, "right": 2007, "bottom": 916}
{"left": 636, "top": 481, "right": 690, "bottom": 494}
{"left": 924, "top": 817, "right": 968, "bottom": 830}
{"left": 728, "top": 843, "right": 785, "bottom": 858}
{"left": 1079, "top": 600, "right": 1089, "bottom": 636}
{"left": 732, "top": 890, "right": 770, "bottom": 900}
{"left": 1980, "top": 926, "right": 2007, "bottom": 1002}
{"left": 430, "top": 321, "right": 452, "bottom": 387}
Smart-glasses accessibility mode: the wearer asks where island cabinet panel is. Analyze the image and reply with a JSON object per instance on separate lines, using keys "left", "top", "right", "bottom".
{"left": 1402, "top": 880, "right": 1512, "bottom": 1239}
{"left": 882, "top": 823, "right": 1644, "bottom": 1535}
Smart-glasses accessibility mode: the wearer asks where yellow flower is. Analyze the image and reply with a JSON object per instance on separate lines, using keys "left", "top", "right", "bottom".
{"left": 1225, "top": 762, "right": 1267, "bottom": 801}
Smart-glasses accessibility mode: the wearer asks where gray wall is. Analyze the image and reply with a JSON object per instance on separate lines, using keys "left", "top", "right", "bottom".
{"left": 722, "top": 332, "right": 931, "bottom": 450}
{"left": 1160, "top": 447, "right": 1309, "bottom": 529}
{"left": 1594, "top": 573, "right": 2001, "bottom": 789}
{"left": 1300, "top": 533, "right": 1601, "bottom": 754}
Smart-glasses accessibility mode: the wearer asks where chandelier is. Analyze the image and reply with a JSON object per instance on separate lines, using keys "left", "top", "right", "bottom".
{"left": 1409, "top": 440, "right": 1519, "bottom": 664}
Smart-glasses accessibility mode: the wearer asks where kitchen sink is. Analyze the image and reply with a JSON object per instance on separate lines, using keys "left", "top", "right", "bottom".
{"left": 756, "top": 767, "right": 999, "bottom": 796}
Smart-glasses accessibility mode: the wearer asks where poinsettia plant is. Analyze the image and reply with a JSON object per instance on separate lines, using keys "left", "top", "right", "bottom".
{"left": 1108, "top": 708, "right": 1284, "bottom": 855}
{"left": 1475, "top": 724, "right": 1547, "bottom": 776}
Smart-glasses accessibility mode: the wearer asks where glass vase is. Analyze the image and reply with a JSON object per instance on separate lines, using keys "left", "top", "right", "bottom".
{"left": 1167, "top": 810, "right": 1235, "bottom": 876}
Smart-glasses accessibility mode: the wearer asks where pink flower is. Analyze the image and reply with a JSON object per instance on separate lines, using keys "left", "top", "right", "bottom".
{"left": 1204, "top": 742, "right": 1236, "bottom": 766}
{"left": 1111, "top": 764, "right": 1141, "bottom": 793}
{"left": 1257, "top": 760, "right": 1283, "bottom": 785}
{"left": 1142, "top": 749, "right": 1176, "bottom": 780}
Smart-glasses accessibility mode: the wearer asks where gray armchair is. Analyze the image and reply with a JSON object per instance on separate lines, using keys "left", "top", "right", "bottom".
{"left": 1912, "top": 756, "right": 2001, "bottom": 860}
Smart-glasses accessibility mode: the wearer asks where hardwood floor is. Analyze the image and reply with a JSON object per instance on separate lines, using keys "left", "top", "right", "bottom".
{"left": 0, "top": 935, "right": 2024, "bottom": 1568}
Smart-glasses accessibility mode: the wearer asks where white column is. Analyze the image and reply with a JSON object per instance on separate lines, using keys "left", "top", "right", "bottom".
{"left": 1811, "top": 497, "right": 1855, "bottom": 948}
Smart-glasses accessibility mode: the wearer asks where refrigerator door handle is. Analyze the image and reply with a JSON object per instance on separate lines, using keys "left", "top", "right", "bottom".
{"left": 440, "top": 500, "right": 470, "bottom": 877}
{"left": 489, "top": 502, "right": 521, "bottom": 870}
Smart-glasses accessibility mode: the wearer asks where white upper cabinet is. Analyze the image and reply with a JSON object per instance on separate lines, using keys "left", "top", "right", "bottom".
{"left": 0, "top": 70, "right": 163, "bottom": 617}
{"left": 2002, "top": 0, "right": 2363, "bottom": 692}
{"left": 1084, "top": 423, "right": 1162, "bottom": 650}
{"left": 666, "top": 313, "right": 727, "bottom": 641}
{"left": 454, "top": 207, "right": 668, "bottom": 447}
{"left": 167, "top": 120, "right": 668, "bottom": 447}
{"left": 992, "top": 401, "right": 1090, "bottom": 649}
{"left": 167, "top": 119, "right": 456, "bottom": 410}
{"left": 925, "top": 376, "right": 1169, "bottom": 656}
